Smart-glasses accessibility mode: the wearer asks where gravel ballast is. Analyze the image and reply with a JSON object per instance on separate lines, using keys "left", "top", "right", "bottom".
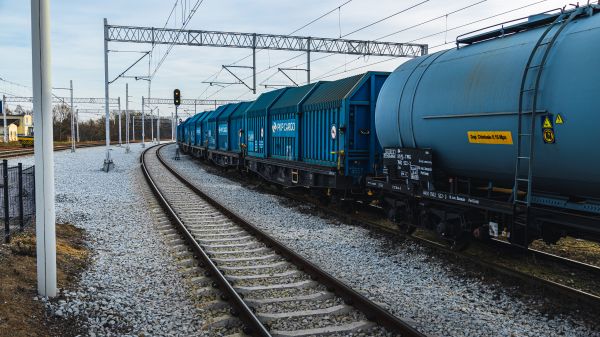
{"left": 10, "top": 144, "right": 206, "bottom": 337}
{"left": 164, "top": 144, "right": 600, "bottom": 337}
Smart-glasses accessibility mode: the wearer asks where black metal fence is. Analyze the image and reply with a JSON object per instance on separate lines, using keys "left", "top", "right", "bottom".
{"left": 1, "top": 160, "right": 35, "bottom": 243}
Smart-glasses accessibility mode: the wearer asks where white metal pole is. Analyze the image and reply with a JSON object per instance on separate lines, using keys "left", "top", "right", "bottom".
{"left": 102, "top": 18, "right": 113, "bottom": 171}
{"left": 2, "top": 94, "right": 7, "bottom": 143}
{"left": 125, "top": 83, "right": 129, "bottom": 152}
{"left": 70, "top": 80, "right": 75, "bottom": 152}
{"left": 31, "top": 0, "right": 57, "bottom": 298}
{"left": 141, "top": 97, "right": 145, "bottom": 147}
{"left": 117, "top": 97, "right": 121, "bottom": 146}
{"left": 156, "top": 108, "right": 160, "bottom": 144}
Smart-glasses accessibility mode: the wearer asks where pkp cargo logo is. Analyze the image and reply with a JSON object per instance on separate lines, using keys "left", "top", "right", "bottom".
{"left": 271, "top": 119, "right": 296, "bottom": 137}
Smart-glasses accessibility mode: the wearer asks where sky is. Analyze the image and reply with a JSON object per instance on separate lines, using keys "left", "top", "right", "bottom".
{"left": 0, "top": 0, "right": 581, "bottom": 118}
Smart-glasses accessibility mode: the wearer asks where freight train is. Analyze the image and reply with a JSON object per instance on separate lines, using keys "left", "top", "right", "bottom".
{"left": 178, "top": 5, "right": 600, "bottom": 249}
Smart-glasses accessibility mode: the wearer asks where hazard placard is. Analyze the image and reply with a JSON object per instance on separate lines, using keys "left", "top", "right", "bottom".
{"left": 555, "top": 114, "right": 564, "bottom": 124}
{"left": 542, "top": 116, "right": 553, "bottom": 129}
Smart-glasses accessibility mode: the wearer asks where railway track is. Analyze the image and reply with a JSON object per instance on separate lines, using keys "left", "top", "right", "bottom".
{"left": 172, "top": 146, "right": 600, "bottom": 312}
{"left": 142, "top": 144, "right": 425, "bottom": 337}
{"left": 0, "top": 141, "right": 127, "bottom": 159}
{"left": 290, "top": 194, "right": 600, "bottom": 310}
{"left": 282, "top": 193, "right": 600, "bottom": 310}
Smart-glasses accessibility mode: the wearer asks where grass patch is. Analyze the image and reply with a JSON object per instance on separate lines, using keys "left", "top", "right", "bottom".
{"left": 0, "top": 223, "right": 89, "bottom": 336}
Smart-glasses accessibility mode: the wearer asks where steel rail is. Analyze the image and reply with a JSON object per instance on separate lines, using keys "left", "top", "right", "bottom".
{"left": 153, "top": 144, "right": 426, "bottom": 337}
{"left": 141, "top": 145, "right": 271, "bottom": 337}
{"left": 0, "top": 141, "right": 121, "bottom": 159}
{"left": 278, "top": 191, "right": 600, "bottom": 310}
{"left": 174, "top": 147, "right": 600, "bottom": 310}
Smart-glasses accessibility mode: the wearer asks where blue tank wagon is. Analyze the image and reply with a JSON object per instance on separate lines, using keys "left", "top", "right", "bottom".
{"left": 369, "top": 5, "right": 600, "bottom": 247}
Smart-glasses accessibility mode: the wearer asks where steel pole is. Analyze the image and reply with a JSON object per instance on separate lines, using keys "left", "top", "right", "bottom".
{"left": 156, "top": 108, "right": 160, "bottom": 144}
{"left": 175, "top": 105, "right": 180, "bottom": 159}
{"left": 125, "top": 83, "right": 129, "bottom": 152}
{"left": 252, "top": 34, "right": 257, "bottom": 94}
{"left": 2, "top": 94, "right": 7, "bottom": 142}
{"left": 76, "top": 109, "right": 80, "bottom": 142}
{"left": 31, "top": 0, "right": 57, "bottom": 298}
{"left": 307, "top": 37, "right": 311, "bottom": 84}
{"left": 102, "top": 18, "right": 113, "bottom": 171}
{"left": 132, "top": 115, "right": 135, "bottom": 142}
{"left": 70, "top": 80, "right": 75, "bottom": 152}
{"left": 117, "top": 96, "right": 122, "bottom": 146}
{"left": 141, "top": 96, "right": 145, "bottom": 147}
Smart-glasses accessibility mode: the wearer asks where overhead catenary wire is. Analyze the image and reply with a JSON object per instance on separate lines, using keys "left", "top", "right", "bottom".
{"left": 341, "top": 0, "right": 430, "bottom": 37}
{"left": 312, "top": 0, "right": 552, "bottom": 81}
{"left": 151, "top": 0, "right": 204, "bottom": 79}
{"left": 310, "top": 0, "right": 489, "bottom": 80}
{"left": 247, "top": 0, "right": 434, "bottom": 91}
{"left": 200, "top": 0, "right": 354, "bottom": 99}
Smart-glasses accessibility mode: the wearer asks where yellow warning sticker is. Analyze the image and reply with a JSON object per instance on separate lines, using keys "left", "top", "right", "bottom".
{"left": 543, "top": 116, "right": 553, "bottom": 128}
{"left": 555, "top": 114, "right": 564, "bottom": 124}
{"left": 468, "top": 131, "right": 513, "bottom": 145}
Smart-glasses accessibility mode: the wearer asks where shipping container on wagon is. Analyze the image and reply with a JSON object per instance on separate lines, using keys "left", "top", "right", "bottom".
{"left": 200, "top": 105, "right": 228, "bottom": 149}
{"left": 185, "top": 112, "right": 203, "bottom": 146}
{"left": 215, "top": 103, "right": 240, "bottom": 151}
{"left": 229, "top": 101, "right": 252, "bottom": 153}
{"left": 268, "top": 82, "right": 320, "bottom": 161}
{"left": 246, "top": 88, "right": 287, "bottom": 158}
{"left": 207, "top": 104, "right": 230, "bottom": 150}
{"left": 193, "top": 110, "right": 213, "bottom": 147}
{"left": 300, "top": 71, "right": 390, "bottom": 181}
{"left": 186, "top": 114, "right": 202, "bottom": 146}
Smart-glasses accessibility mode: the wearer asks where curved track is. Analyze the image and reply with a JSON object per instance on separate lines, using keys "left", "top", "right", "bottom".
{"left": 142, "top": 144, "right": 425, "bottom": 337}
{"left": 174, "top": 146, "right": 600, "bottom": 311}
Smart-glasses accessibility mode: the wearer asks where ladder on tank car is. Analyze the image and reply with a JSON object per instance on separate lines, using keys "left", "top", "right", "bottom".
{"left": 512, "top": 8, "right": 583, "bottom": 246}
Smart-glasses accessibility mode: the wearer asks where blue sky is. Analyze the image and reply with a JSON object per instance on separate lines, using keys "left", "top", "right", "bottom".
{"left": 0, "top": 0, "right": 574, "bottom": 118}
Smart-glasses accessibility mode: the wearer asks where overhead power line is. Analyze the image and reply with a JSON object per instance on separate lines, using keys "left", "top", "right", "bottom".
{"left": 312, "top": 0, "right": 552, "bottom": 80}
{"left": 200, "top": 0, "right": 354, "bottom": 99}
{"left": 151, "top": 0, "right": 205, "bottom": 79}
{"left": 342, "top": 0, "right": 430, "bottom": 37}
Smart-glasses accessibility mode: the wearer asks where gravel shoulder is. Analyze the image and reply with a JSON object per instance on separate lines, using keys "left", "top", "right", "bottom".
{"left": 164, "top": 144, "right": 600, "bottom": 337}
{"left": 7, "top": 144, "right": 207, "bottom": 337}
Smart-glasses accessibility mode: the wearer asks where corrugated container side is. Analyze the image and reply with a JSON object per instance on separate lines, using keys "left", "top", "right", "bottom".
{"left": 301, "top": 106, "right": 340, "bottom": 166}
{"left": 246, "top": 88, "right": 287, "bottom": 158}
{"left": 195, "top": 111, "right": 211, "bottom": 147}
{"left": 216, "top": 103, "right": 241, "bottom": 151}
{"left": 269, "top": 111, "right": 297, "bottom": 160}
{"left": 300, "top": 72, "right": 389, "bottom": 178}
{"left": 229, "top": 101, "right": 252, "bottom": 152}
{"left": 268, "top": 83, "right": 319, "bottom": 161}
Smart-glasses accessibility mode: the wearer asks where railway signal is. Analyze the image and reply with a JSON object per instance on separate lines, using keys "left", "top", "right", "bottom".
{"left": 174, "top": 89, "right": 181, "bottom": 160}
{"left": 173, "top": 89, "right": 181, "bottom": 106}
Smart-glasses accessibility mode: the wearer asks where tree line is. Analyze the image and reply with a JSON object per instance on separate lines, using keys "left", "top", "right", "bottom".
{"left": 5, "top": 104, "right": 174, "bottom": 142}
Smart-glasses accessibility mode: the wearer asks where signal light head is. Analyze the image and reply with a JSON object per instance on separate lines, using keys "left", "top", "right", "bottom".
{"left": 173, "top": 89, "right": 181, "bottom": 106}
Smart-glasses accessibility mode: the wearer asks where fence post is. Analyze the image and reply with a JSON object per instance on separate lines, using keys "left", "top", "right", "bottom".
{"left": 18, "top": 163, "right": 24, "bottom": 231}
{"left": 3, "top": 159, "right": 9, "bottom": 243}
